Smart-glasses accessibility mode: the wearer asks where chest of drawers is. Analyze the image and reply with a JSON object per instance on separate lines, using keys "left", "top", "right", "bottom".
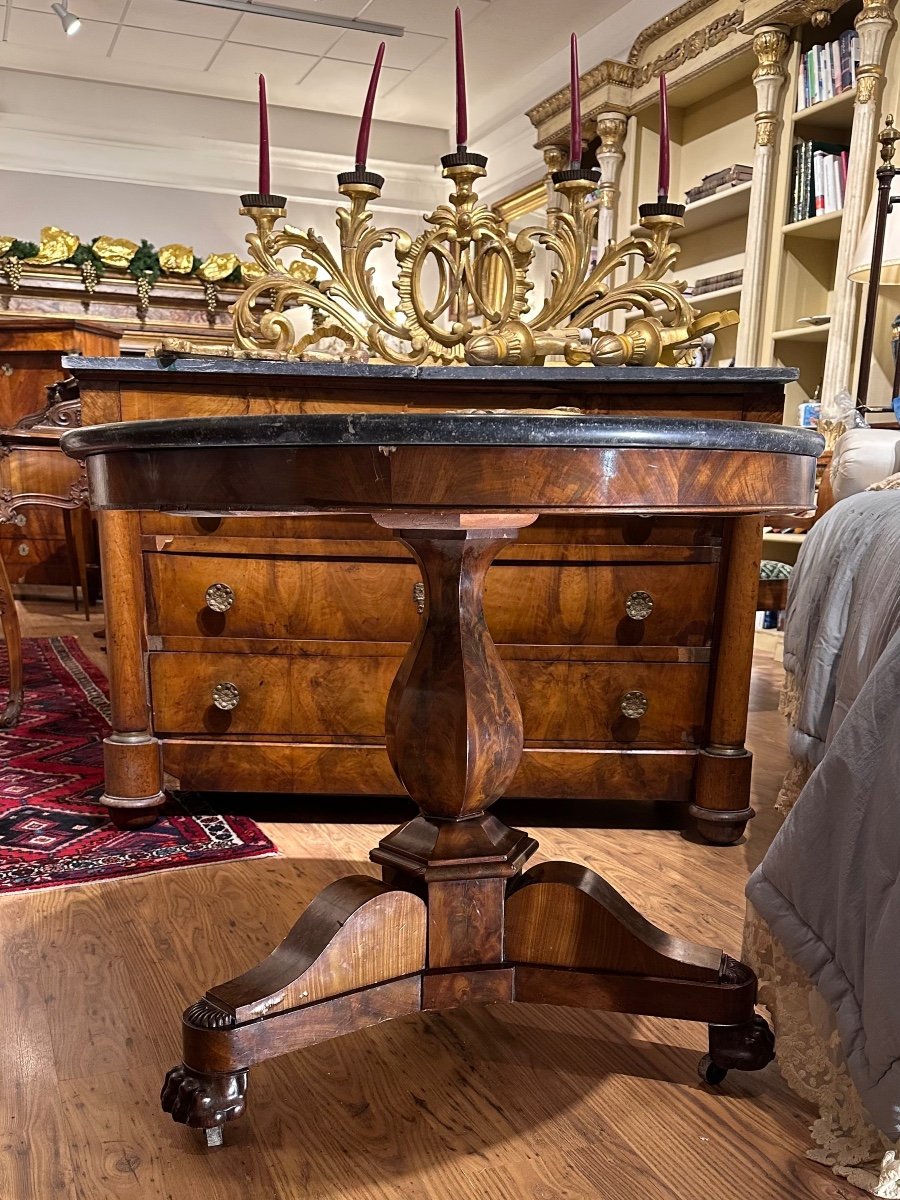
{"left": 69, "top": 356, "right": 791, "bottom": 843}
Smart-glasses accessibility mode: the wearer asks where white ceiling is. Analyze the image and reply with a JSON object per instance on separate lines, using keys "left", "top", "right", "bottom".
{"left": 0, "top": 0, "right": 624, "bottom": 134}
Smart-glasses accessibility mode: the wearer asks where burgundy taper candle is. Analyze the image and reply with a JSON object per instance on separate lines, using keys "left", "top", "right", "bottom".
{"left": 355, "top": 41, "right": 385, "bottom": 169}
{"left": 258, "top": 73, "right": 270, "bottom": 195}
{"left": 569, "top": 33, "right": 581, "bottom": 166}
{"left": 455, "top": 6, "right": 468, "bottom": 149}
{"left": 658, "top": 72, "right": 670, "bottom": 201}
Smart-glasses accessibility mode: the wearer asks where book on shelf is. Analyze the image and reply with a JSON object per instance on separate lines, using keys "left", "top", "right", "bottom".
{"left": 687, "top": 270, "right": 743, "bottom": 297}
{"left": 796, "top": 30, "right": 859, "bottom": 110}
{"left": 789, "top": 139, "right": 848, "bottom": 223}
{"left": 684, "top": 165, "right": 752, "bottom": 205}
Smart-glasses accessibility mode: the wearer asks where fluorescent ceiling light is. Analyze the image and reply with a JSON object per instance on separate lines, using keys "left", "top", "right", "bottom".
{"left": 51, "top": 0, "right": 82, "bottom": 33}
{"left": 176, "top": 0, "right": 404, "bottom": 36}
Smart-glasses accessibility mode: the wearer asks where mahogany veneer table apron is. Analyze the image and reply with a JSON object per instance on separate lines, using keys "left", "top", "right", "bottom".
{"left": 66, "top": 357, "right": 798, "bottom": 844}
{"left": 63, "top": 411, "right": 823, "bottom": 1146}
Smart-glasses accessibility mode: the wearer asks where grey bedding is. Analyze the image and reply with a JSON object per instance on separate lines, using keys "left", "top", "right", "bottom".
{"left": 781, "top": 490, "right": 900, "bottom": 769}
{"left": 748, "top": 491, "right": 900, "bottom": 1137}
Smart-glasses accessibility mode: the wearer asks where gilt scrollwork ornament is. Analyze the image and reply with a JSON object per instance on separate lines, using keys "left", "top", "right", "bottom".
{"left": 230, "top": 154, "right": 737, "bottom": 370}
{"left": 858, "top": 0, "right": 894, "bottom": 22}
{"left": 752, "top": 28, "right": 790, "bottom": 81}
{"left": 756, "top": 117, "right": 778, "bottom": 147}
{"left": 542, "top": 146, "right": 568, "bottom": 175}
{"left": 857, "top": 69, "right": 882, "bottom": 104}
{"left": 596, "top": 116, "right": 628, "bottom": 155}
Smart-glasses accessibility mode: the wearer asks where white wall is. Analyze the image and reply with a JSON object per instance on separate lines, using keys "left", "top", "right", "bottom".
{"left": 0, "top": 171, "right": 271, "bottom": 254}
{"left": 0, "top": 169, "right": 427, "bottom": 258}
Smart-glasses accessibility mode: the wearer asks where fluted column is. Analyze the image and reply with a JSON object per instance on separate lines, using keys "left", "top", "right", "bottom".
{"left": 735, "top": 25, "right": 791, "bottom": 367}
{"left": 593, "top": 113, "right": 628, "bottom": 252}
{"left": 821, "top": 0, "right": 897, "bottom": 404}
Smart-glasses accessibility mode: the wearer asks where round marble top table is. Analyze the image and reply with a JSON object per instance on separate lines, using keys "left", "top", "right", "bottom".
{"left": 63, "top": 413, "right": 823, "bottom": 1147}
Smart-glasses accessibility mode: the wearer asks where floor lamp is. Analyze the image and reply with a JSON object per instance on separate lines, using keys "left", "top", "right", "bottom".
{"left": 850, "top": 117, "right": 900, "bottom": 411}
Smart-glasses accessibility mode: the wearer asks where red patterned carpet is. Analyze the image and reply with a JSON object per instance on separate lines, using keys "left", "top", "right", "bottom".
{"left": 0, "top": 637, "right": 275, "bottom": 894}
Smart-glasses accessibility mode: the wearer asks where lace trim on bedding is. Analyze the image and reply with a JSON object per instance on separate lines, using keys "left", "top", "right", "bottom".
{"left": 867, "top": 473, "right": 900, "bottom": 492}
{"left": 776, "top": 758, "right": 813, "bottom": 815}
{"left": 780, "top": 668, "right": 802, "bottom": 725}
{"left": 743, "top": 904, "right": 900, "bottom": 1196}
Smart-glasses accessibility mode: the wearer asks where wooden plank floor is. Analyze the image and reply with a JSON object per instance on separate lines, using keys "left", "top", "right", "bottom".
{"left": 2, "top": 604, "right": 858, "bottom": 1200}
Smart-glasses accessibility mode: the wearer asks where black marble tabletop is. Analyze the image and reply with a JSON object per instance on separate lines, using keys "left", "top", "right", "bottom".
{"left": 63, "top": 355, "right": 798, "bottom": 388}
{"left": 63, "top": 412, "right": 825, "bottom": 460}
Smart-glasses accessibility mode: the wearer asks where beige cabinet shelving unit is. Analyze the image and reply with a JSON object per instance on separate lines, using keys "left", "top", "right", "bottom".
{"left": 522, "top": 0, "right": 898, "bottom": 421}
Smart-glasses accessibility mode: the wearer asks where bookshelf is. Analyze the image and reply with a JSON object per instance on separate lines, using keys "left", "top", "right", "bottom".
{"left": 522, "top": 0, "right": 897, "bottom": 420}
{"left": 782, "top": 209, "right": 845, "bottom": 236}
{"left": 623, "top": 61, "right": 758, "bottom": 367}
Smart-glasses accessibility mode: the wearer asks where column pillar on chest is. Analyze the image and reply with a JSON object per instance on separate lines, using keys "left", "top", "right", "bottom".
{"left": 735, "top": 25, "right": 791, "bottom": 367}
{"left": 97, "top": 510, "right": 165, "bottom": 828}
{"left": 821, "top": 0, "right": 897, "bottom": 403}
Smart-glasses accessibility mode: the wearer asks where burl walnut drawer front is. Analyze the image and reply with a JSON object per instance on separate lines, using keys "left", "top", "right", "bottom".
{"left": 149, "top": 652, "right": 708, "bottom": 747}
{"left": 145, "top": 554, "right": 717, "bottom": 648}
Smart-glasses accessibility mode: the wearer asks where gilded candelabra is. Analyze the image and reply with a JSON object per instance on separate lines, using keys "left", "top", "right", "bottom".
{"left": 225, "top": 153, "right": 737, "bottom": 368}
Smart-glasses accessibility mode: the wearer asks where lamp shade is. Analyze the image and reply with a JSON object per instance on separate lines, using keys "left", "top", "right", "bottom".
{"left": 849, "top": 173, "right": 900, "bottom": 284}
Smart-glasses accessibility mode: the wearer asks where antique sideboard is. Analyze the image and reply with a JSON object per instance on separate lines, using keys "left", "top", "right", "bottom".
{"left": 0, "top": 318, "right": 121, "bottom": 588}
{"left": 67, "top": 357, "right": 798, "bottom": 843}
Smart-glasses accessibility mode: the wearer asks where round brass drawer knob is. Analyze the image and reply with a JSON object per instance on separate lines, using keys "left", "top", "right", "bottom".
{"left": 625, "top": 590, "right": 654, "bottom": 620}
{"left": 205, "top": 582, "right": 235, "bottom": 612}
{"left": 620, "top": 690, "right": 649, "bottom": 719}
{"left": 212, "top": 682, "right": 240, "bottom": 711}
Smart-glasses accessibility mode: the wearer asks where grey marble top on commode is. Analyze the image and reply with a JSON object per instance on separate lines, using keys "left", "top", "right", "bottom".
{"left": 62, "top": 355, "right": 798, "bottom": 388}
{"left": 63, "top": 412, "right": 825, "bottom": 460}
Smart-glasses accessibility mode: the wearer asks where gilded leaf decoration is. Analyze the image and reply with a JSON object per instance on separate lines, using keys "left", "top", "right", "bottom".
{"left": 31, "top": 227, "right": 80, "bottom": 266}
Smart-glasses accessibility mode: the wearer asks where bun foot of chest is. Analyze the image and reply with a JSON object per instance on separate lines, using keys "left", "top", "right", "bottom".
{"left": 689, "top": 750, "right": 754, "bottom": 844}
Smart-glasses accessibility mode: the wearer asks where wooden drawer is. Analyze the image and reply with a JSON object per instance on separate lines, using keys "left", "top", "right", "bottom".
{"left": 149, "top": 651, "right": 708, "bottom": 747}
{"left": 147, "top": 555, "right": 419, "bottom": 643}
{"left": 488, "top": 564, "right": 715, "bottom": 646}
{"left": 1, "top": 533, "right": 73, "bottom": 587}
{"left": 0, "top": 506, "right": 68, "bottom": 542}
{"left": 161, "top": 739, "right": 697, "bottom": 802}
{"left": 140, "top": 511, "right": 724, "bottom": 549}
{"left": 145, "top": 553, "right": 717, "bottom": 648}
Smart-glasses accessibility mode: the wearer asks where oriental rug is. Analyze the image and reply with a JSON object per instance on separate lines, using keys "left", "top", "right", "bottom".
{"left": 0, "top": 636, "right": 275, "bottom": 895}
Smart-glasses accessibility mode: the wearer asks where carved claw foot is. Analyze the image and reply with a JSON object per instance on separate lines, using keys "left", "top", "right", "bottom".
{"left": 161, "top": 1063, "right": 248, "bottom": 1144}
{"left": 0, "top": 696, "right": 22, "bottom": 729}
{"left": 700, "top": 1014, "right": 775, "bottom": 1084}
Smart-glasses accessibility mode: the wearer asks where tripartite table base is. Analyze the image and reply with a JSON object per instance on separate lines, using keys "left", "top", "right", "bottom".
{"left": 161, "top": 519, "right": 775, "bottom": 1144}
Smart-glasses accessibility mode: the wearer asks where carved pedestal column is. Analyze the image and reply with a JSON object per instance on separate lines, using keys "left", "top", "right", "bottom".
{"left": 821, "top": 0, "right": 897, "bottom": 404}
{"left": 735, "top": 26, "right": 791, "bottom": 367}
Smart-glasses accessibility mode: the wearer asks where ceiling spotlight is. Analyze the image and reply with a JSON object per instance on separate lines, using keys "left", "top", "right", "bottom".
{"left": 51, "top": 0, "right": 82, "bottom": 34}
